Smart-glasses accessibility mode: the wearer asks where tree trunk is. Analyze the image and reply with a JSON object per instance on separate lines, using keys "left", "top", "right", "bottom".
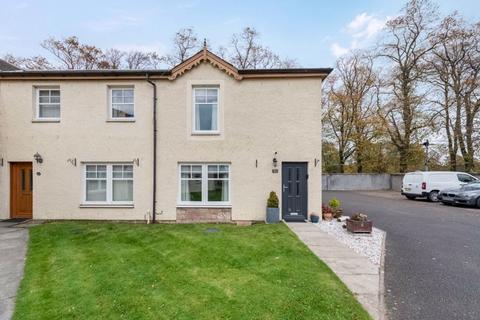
{"left": 399, "top": 147, "right": 408, "bottom": 173}
{"left": 338, "top": 149, "right": 345, "bottom": 173}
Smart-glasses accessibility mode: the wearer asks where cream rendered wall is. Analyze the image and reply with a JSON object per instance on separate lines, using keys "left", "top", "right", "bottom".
{"left": 0, "top": 62, "right": 323, "bottom": 221}
{"left": 0, "top": 80, "right": 154, "bottom": 220}
{"left": 154, "top": 63, "right": 323, "bottom": 221}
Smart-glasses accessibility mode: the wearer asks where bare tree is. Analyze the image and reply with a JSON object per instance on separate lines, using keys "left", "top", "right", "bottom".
{"left": 323, "top": 73, "right": 356, "bottom": 173}
{"left": 163, "top": 28, "right": 200, "bottom": 67}
{"left": 125, "top": 51, "right": 153, "bottom": 69}
{"left": 429, "top": 14, "right": 480, "bottom": 171}
{"left": 102, "top": 49, "right": 125, "bottom": 69}
{"left": 227, "top": 27, "right": 298, "bottom": 69}
{"left": 2, "top": 54, "right": 52, "bottom": 70}
{"left": 377, "top": 0, "right": 439, "bottom": 172}
{"left": 41, "top": 36, "right": 103, "bottom": 69}
{"left": 324, "top": 51, "right": 380, "bottom": 173}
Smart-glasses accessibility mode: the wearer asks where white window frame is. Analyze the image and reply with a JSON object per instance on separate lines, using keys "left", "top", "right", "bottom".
{"left": 82, "top": 163, "right": 134, "bottom": 206}
{"left": 109, "top": 86, "right": 135, "bottom": 121}
{"left": 178, "top": 163, "right": 231, "bottom": 207}
{"left": 36, "top": 87, "right": 61, "bottom": 121}
{"left": 192, "top": 87, "right": 219, "bottom": 134}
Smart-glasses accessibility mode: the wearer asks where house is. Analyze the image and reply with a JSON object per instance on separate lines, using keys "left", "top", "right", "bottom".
{"left": 0, "top": 46, "right": 332, "bottom": 223}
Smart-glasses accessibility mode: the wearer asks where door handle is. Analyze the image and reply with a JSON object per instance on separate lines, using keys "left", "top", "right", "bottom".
{"left": 283, "top": 184, "right": 288, "bottom": 192}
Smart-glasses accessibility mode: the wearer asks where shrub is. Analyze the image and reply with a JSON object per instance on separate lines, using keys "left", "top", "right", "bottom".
{"left": 350, "top": 213, "right": 368, "bottom": 221}
{"left": 267, "top": 191, "right": 279, "bottom": 208}
{"left": 328, "top": 198, "right": 341, "bottom": 210}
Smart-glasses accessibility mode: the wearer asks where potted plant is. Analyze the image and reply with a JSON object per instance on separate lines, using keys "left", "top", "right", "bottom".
{"left": 266, "top": 191, "right": 280, "bottom": 223}
{"left": 346, "top": 213, "right": 373, "bottom": 233}
{"left": 310, "top": 212, "right": 320, "bottom": 223}
{"left": 322, "top": 204, "right": 334, "bottom": 221}
{"left": 328, "top": 198, "right": 343, "bottom": 218}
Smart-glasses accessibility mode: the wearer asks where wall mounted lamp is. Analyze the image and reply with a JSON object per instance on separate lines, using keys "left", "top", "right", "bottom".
{"left": 272, "top": 152, "right": 278, "bottom": 168}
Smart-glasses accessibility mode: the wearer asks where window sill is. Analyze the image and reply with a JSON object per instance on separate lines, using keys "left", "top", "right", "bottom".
{"left": 177, "top": 204, "right": 232, "bottom": 208}
{"left": 79, "top": 204, "right": 134, "bottom": 208}
{"left": 32, "top": 119, "right": 60, "bottom": 123}
{"left": 106, "top": 119, "right": 136, "bottom": 123}
{"left": 191, "top": 131, "right": 221, "bottom": 136}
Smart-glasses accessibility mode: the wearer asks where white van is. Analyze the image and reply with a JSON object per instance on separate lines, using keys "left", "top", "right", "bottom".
{"left": 401, "top": 171, "right": 478, "bottom": 201}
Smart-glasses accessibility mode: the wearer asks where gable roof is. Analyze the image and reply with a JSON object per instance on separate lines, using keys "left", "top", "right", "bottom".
{"left": 0, "top": 59, "right": 21, "bottom": 71}
{"left": 0, "top": 47, "right": 332, "bottom": 80}
{"left": 169, "top": 46, "right": 242, "bottom": 80}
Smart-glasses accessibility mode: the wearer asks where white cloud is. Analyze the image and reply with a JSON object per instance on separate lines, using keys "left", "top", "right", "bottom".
{"left": 329, "top": 12, "right": 387, "bottom": 58}
{"left": 347, "top": 12, "right": 386, "bottom": 39}
{"left": 330, "top": 43, "right": 349, "bottom": 58}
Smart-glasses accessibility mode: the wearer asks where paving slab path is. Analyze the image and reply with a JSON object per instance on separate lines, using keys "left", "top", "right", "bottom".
{"left": 286, "top": 222, "right": 386, "bottom": 320}
{"left": 0, "top": 222, "right": 28, "bottom": 320}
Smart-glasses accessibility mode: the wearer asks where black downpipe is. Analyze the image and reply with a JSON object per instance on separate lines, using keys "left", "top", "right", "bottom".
{"left": 146, "top": 75, "right": 157, "bottom": 223}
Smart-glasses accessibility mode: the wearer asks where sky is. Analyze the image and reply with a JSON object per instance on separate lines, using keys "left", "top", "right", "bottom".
{"left": 1, "top": 0, "right": 479, "bottom": 68}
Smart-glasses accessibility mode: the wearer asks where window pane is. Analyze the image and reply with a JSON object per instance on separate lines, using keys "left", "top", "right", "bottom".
{"left": 124, "top": 89, "right": 134, "bottom": 98}
{"left": 181, "top": 180, "right": 202, "bottom": 201}
{"left": 112, "top": 104, "right": 134, "bottom": 118}
{"left": 219, "top": 172, "right": 229, "bottom": 178}
{"left": 208, "top": 165, "right": 218, "bottom": 172}
{"left": 207, "top": 89, "right": 218, "bottom": 96}
{"left": 196, "top": 104, "right": 217, "bottom": 131}
{"left": 39, "top": 105, "right": 60, "bottom": 118}
{"left": 194, "top": 89, "right": 206, "bottom": 103}
{"left": 86, "top": 172, "right": 96, "bottom": 178}
{"left": 39, "top": 96, "right": 50, "bottom": 103}
{"left": 208, "top": 180, "right": 229, "bottom": 202}
{"left": 112, "top": 90, "right": 123, "bottom": 97}
{"left": 39, "top": 90, "right": 49, "bottom": 97}
{"left": 50, "top": 96, "right": 60, "bottom": 103}
{"left": 86, "top": 180, "right": 107, "bottom": 201}
{"left": 124, "top": 96, "right": 134, "bottom": 104}
{"left": 112, "top": 96, "right": 123, "bottom": 103}
{"left": 113, "top": 180, "right": 133, "bottom": 201}
{"left": 50, "top": 90, "right": 60, "bottom": 96}
{"left": 206, "top": 91, "right": 218, "bottom": 103}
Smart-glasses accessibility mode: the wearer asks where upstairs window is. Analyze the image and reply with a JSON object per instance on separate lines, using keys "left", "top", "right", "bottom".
{"left": 110, "top": 87, "right": 134, "bottom": 119}
{"left": 193, "top": 87, "right": 218, "bottom": 133}
{"left": 36, "top": 88, "right": 60, "bottom": 120}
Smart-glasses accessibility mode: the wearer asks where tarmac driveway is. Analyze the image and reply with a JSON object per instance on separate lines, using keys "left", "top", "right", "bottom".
{"left": 0, "top": 221, "right": 28, "bottom": 320}
{"left": 323, "top": 191, "right": 480, "bottom": 320}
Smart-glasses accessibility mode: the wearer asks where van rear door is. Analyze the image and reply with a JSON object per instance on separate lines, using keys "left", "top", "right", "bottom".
{"left": 403, "top": 173, "right": 423, "bottom": 195}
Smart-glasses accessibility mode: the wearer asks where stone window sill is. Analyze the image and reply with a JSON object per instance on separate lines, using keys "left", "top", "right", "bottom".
{"left": 79, "top": 204, "right": 134, "bottom": 208}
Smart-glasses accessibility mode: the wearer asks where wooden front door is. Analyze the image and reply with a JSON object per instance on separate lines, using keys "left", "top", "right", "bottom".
{"left": 281, "top": 162, "right": 308, "bottom": 222}
{"left": 10, "top": 162, "right": 33, "bottom": 218}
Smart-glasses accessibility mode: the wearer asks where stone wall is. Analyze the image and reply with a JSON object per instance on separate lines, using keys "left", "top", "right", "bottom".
{"left": 323, "top": 173, "right": 480, "bottom": 191}
{"left": 176, "top": 207, "right": 232, "bottom": 223}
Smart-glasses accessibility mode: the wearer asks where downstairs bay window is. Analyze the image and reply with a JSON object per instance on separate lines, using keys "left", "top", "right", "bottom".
{"left": 179, "top": 164, "right": 230, "bottom": 206}
{"left": 84, "top": 164, "right": 133, "bottom": 205}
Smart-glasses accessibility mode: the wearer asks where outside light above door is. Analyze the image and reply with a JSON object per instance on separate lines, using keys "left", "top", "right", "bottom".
{"left": 273, "top": 152, "right": 278, "bottom": 168}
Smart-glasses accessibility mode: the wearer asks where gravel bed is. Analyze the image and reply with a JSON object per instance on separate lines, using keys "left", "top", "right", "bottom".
{"left": 315, "top": 219, "right": 385, "bottom": 266}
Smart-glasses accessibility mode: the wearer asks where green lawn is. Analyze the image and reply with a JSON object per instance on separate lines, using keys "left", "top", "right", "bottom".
{"left": 14, "top": 222, "right": 370, "bottom": 320}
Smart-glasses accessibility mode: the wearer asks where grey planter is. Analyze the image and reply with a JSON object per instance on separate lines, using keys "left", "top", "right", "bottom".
{"left": 266, "top": 207, "right": 280, "bottom": 223}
